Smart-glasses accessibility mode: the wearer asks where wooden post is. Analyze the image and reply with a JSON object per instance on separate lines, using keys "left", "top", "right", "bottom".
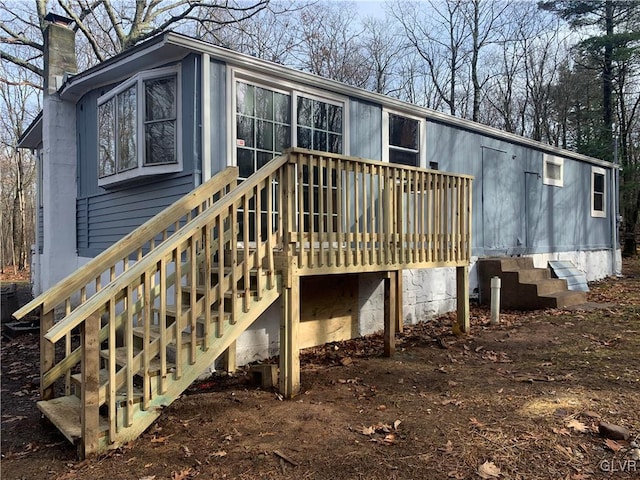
{"left": 279, "top": 270, "right": 300, "bottom": 398}
{"left": 40, "top": 309, "right": 55, "bottom": 400}
{"left": 456, "top": 266, "right": 470, "bottom": 333}
{"left": 384, "top": 271, "right": 397, "bottom": 357}
{"left": 81, "top": 313, "right": 101, "bottom": 459}
{"left": 222, "top": 341, "right": 237, "bottom": 374}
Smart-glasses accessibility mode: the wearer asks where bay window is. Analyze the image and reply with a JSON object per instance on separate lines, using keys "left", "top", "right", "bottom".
{"left": 98, "top": 66, "right": 180, "bottom": 186}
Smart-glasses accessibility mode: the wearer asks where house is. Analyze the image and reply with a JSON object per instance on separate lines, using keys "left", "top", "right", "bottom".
{"left": 15, "top": 16, "right": 619, "bottom": 457}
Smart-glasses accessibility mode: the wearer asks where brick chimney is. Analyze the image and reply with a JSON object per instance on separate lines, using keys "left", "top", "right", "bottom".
{"left": 38, "top": 12, "right": 79, "bottom": 293}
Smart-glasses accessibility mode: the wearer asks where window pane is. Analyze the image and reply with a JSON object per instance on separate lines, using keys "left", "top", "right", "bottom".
{"left": 328, "top": 133, "right": 342, "bottom": 154}
{"left": 275, "top": 125, "right": 291, "bottom": 152}
{"left": 236, "top": 82, "right": 254, "bottom": 115}
{"left": 297, "top": 127, "right": 311, "bottom": 149}
{"left": 313, "top": 101, "right": 327, "bottom": 130}
{"left": 389, "top": 149, "right": 419, "bottom": 167}
{"left": 145, "top": 76, "right": 176, "bottom": 121}
{"left": 274, "top": 92, "right": 291, "bottom": 124}
{"left": 237, "top": 148, "right": 255, "bottom": 178}
{"left": 257, "top": 151, "right": 273, "bottom": 169}
{"left": 256, "top": 120, "right": 273, "bottom": 151}
{"left": 594, "top": 173, "right": 604, "bottom": 193}
{"left": 237, "top": 115, "right": 255, "bottom": 148}
{"left": 327, "top": 104, "right": 343, "bottom": 133}
{"left": 313, "top": 130, "right": 327, "bottom": 151}
{"left": 255, "top": 87, "right": 273, "bottom": 121}
{"left": 145, "top": 121, "right": 176, "bottom": 164}
{"left": 389, "top": 114, "right": 418, "bottom": 150}
{"left": 117, "top": 85, "right": 137, "bottom": 172}
{"left": 547, "top": 162, "right": 561, "bottom": 181}
{"left": 297, "top": 97, "right": 312, "bottom": 127}
{"left": 594, "top": 193, "right": 603, "bottom": 211}
{"left": 98, "top": 99, "right": 115, "bottom": 177}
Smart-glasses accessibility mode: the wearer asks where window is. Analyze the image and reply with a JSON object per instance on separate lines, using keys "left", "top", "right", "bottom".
{"left": 98, "top": 66, "right": 180, "bottom": 186}
{"left": 383, "top": 111, "right": 425, "bottom": 167}
{"left": 296, "top": 96, "right": 343, "bottom": 154}
{"left": 543, "top": 154, "right": 564, "bottom": 187}
{"left": 591, "top": 166, "right": 606, "bottom": 218}
{"left": 236, "top": 82, "right": 291, "bottom": 179}
{"left": 232, "top": 75, "right": 346, "bottom": 177}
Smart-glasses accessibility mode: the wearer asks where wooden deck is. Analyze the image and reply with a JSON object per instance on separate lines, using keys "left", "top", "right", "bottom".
{"left": 13, "top": 148, "right": 472, "bottom": 458}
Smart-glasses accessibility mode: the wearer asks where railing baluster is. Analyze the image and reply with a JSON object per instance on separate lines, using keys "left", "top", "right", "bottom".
{"left": 297, "top": 162, "right": 304, "bottom": 268}
{"left": 354, "top": 161, "right": 360, "bottom": 266}
{"left": 108, "top": 297, "right": 116, "bottom": 439}
{"left": 189, "top": 237, "right": 197, "bottom": 364}
{"left": 125, "top": 284, "right": 134, "bottom": 427}
{"left": 255, "top": 181, "right": 263, "bottom": 298}
{"left": 159, "top": 257, "right": 168, "bottom": 393}
{"left": 336, "top": 158, "right": 344, "bottom": 267}
{"left": 64, "top": 299, "right": 72, "bottom": 396}
{"left": 266, "top": 174, "right": 275, "bottom": 289}
{"left": 318, "top": 155, "right": 325, "bottom": 267}
{"left": 243, "top": 193, "right": 250, "bottom": 312}
{"left": 174, "top": 248, "right": 183, "bottom": 379}
{"left": 327, "top": 158, "right": 335, "bottom": 267}
{"left": 203, "top": 225, "right": 212, "bottom": 347}
{"left": 217, "top": 215, "right": 225, "bottom": 337}
{"left": 231, "top": 202, "right": 238, "bottom": 322}
{"left": 308, "top": 154, "right": 315, "bottom": 268}
{"left": 368, "top": 163, "right": 375, "bottom": 266}
{"left": 345, "top": 160, "right": 351, "bottom": 267}
{"left": 143, "top": 271, "right": 151, "bottom": 409}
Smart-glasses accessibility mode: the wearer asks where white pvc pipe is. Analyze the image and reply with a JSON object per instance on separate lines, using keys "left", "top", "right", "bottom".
{"left": 490, "top": 276, "right": 501, "bottom": 325}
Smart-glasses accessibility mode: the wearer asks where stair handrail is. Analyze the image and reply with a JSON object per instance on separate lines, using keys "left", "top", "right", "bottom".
{"left": 13, "top": 167, "right": 239, "bottom": 321}
{"left": 42, "top": 155, "right": 289, "bottom": 344}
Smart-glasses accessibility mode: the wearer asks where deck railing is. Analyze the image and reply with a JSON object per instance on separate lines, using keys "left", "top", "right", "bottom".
{"left": 282, "top": 150, "right": 472, "bottom": 274}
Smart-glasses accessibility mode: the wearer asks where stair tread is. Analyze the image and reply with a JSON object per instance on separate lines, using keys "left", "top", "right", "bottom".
{"left": 100, "top": 347, "right": 175, "bottom": 374}
{"left": 180, "top": 285, "right": 259, "bottom": 298}
{"left": 132, "top": 325, "right": 204, "bottom": 345}
{"left": 37, "top": 395, "right": 108, "bottom": 444}
{"left": 163, "top": 305, "right": 231, "bottom": 322}
{"left": 70, "top": 370, "right": 144, "bottom": 403}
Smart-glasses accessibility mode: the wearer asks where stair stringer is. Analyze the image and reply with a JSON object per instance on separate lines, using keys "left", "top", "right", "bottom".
{"left": 99, "top": 275, "right": 282, "bottom": 452}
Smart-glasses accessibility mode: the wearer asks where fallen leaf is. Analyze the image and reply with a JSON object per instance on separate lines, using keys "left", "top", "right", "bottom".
{"left": 477, "top": 461, "right": 501, "bottom": 479}
{"left": 383, "top": 433, "right": 396, "bottom": 444}
{"left": 469, "top": 417, "right": 485, "bottom": 428}
{"left": 182, "top": 445, "right": 193, "bottom": 457}
{"left": 552, "top": 427, "right": 571, "bottom": 436}
{"left": 139, "top": 476, "right": 156, "bottom": 480}
{"left": 393, "top": 420, "right": 401, "bottom": 430}
{"left": 150, "top": 435, "right": 169, "bottom": 443}
{"left": 210, "top": 450, "right": 227, "bottom": 458}
{"left": 554, "top": 444, "right": 573, "bottom": 459}
{"left": 171, "top": 468, "right": 192, "bottom": 480}
{"left": 340, "top": 357, "right": 353, "bottom": 366}
{"left": 361, "top": 426, "right": 375, "bottom": 436}
{"left": 604, "top": 438, "right": 623, "bottom": 452}
{"left": 438, "top": 440, "right": 454, "bottom": 454}
{"left": 567, "top": 419, "right": 589, "bottom": 433}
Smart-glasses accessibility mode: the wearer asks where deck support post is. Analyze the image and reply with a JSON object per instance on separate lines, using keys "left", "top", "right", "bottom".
{"left": 279, "top": 270, "right": 300, "bottom": 398}
{"left": 384, "top": 271, "right": 397, "bottom": 357}
{"left": 80, "top": 313, "right": 100, "bottom": 459}
{"left": 41, "top": 310, "right": 55, "bottom": 400}
{"left": 222, "top": 341, "right": 237, "bottom": 373}
{"left": 456, "top": 265, "right": 470, "bottom": 333}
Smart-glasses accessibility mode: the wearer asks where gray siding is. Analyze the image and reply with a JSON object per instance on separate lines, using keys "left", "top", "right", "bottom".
{"left": 426, "top": 121, "right": 612, "bottom": 256}
{"left": 349, "top": 98, "right": 382, "bottom": 160}
{"left": 76, "top": 53, "right": 201, "bottom": 256}
{"left": 77, "top": 174, "right": 193, "bottom": 257}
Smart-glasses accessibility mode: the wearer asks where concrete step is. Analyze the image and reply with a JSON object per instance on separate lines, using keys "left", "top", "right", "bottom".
{"left": 540, "top": 290, "right": 588, "bottom": 309}
{"left": 516, "top": 268, "right": 550, "bottom": 282}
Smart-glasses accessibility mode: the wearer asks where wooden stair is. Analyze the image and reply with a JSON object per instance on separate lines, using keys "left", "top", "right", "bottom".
{"left": 478, "top": 257, "right": 587, "bottom": 310}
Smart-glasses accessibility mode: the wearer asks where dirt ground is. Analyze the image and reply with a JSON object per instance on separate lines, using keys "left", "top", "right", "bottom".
{"left": 2, "top": 260, "right": 639, "bottom": 480}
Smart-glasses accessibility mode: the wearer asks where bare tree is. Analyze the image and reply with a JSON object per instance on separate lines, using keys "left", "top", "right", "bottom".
{"left": 0, "top": 65, "right": 38, "bottom": 271}
{"left": 1, "top": 0, "right": 270, "bottom": 82}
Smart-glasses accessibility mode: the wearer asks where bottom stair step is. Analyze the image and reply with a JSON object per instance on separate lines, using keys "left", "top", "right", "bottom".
{"left": 540, "top": 290, "right": 588, "bottom": 308}
{"left": 37, "top": 395, "right": 108, "bottom": 445}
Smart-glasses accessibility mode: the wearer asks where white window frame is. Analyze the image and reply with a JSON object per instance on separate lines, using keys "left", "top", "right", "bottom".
{"left": 591, "top": 166, "right": 606, "bottom": 218}
{"left": 98, "top": 65, "right": 182, "bottom": 187}
{"left": 382, "top": 109, "right": 426, "bottom": 168}
{"left": 228, "top": 68, "right": 350, "bottom": 167}
{"left": 542, "top": 154, "right": 564, "bottom": 187}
